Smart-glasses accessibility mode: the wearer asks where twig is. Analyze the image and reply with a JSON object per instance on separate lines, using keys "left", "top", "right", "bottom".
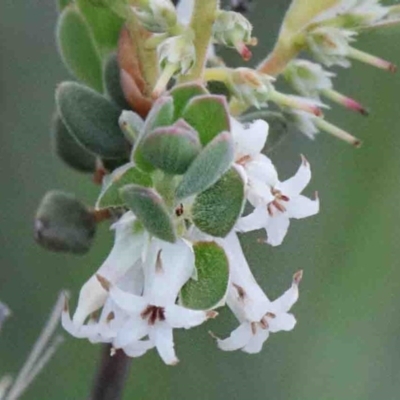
{"left": 88, "top": 345, "right": 132, "bottom": 400}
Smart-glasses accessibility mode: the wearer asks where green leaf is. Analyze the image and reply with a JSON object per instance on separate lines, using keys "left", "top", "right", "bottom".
{"left": 120, "top": 185, "right": 176, "bottom": 243}
{"left": 182, "top": 95, "right": 230, "bottom": 145}
{"left": 143, "top": 96, "right": 174, "bottom": 133}
{"left": 35, "top": 191, "right": 96, "bottom": 254}
{"left": 56, "top": 81, "right": 130, "bottom": 159}
{"left": 96, "top": 163, "right": 152, "bottom": 209}
{"left": 176, "top": 131, "right": 234, "bottom": 199}
{"left": 180, "top": 242, "right": 229, "bottom": 310}
{"left": 103, "top": 52, "right": 131, "bottom": 109}
{"left": 119, "top": 110, "right": 144, "bottom": 144}
{"left": 140, "top": 123, "right": 201, "bottom": 175}
{"left": 76, "top": 0, "right": 123, "bottom": 56}
{"left": 52, "top": 113, "right": 96, "bottom": 173}
{"left": 134, "top": 96, "right": 174, "bottom": 171}
{"left": 192, "top": 168, "right": 245, "bottom": 237}
{"left": 169, "top": 83, "right": 208, "bottom": 120}
{"left": 56, "top": 6, "right": 103, "bottom": 92}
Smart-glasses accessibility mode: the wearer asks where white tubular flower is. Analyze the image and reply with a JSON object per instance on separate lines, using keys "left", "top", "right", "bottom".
{"left": 312, "top": 0, "right": 388, "bottom": 27}
{"left": 133, "top": 0, "right": 177, "bottom": 33}
{"left": 153, "top": 34, "right": 196, "bottom": 96}
{"left": 284, "top": 59, "right": 334, "bottom": 100}
{"left": 66, "top": 212, "right": 148, "bottom": 327}
{"left": 107, "top": 239, "right": 215, "bottom": 365}
{"left": 231, "top": 118, "right": 278, "bottom": 207}
{"left": 213, "top": 11, "right": 257, "bottom": 61}
{"left": 306, "top": 26, "right": 356, "bottom": 68}
{"left": 237, "top": 157, "right": 319, "bottom": 246}
{"left": 216, "top": 233, "right": 301, "bottom": 354}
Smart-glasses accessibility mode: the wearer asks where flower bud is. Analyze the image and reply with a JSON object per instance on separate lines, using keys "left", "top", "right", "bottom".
{"left": 229, "top": 68, "right": 273, "bottom": 108}
{"left": 213, "top": 11, "right": 257, "bottom": 60}
{"left": 133, "top": 0, "right": 177, "bottom": 33}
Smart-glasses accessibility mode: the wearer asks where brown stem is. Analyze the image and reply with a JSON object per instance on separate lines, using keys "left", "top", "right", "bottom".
{"left": 88, "top": 345, "right": 132, "bottom": 400}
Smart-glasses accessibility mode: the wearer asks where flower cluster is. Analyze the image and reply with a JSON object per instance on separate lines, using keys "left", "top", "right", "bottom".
{"left": 32, "top": 0, "right": 399, "bottom": 372}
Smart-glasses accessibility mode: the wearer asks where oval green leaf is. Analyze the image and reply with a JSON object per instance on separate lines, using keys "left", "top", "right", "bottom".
{"left": 35, "top": 191, "right": 96, "bottom": 254}
{"left": 96, "top": 163, "right": 152, "bottom": 209}
{"left": 141, "top": 124, "right": 201, "bottom": 175}
{"left": 56, "top": 6, "right": 103, "bottom": 92}
{"left": 192, "top": 168, "right": 245, "bottom": 237}
{"left": 182, "top": 94, "right": 230, "bottom": 145}
{"left": 180, "top": 241, "right": 229, "bottom": 310}
{"left": 104, "top": 52, "right": 131, "bottom": 109}
{"left": 52, "top": 113, "right": 96, "bottom": 173}
{"left": 176, "top": 131, "right": 234, "bottom": 199}
{"left": 56, "top": 81, "right": 130, "bottom": 159}
{"left": 169, "top": 82, "right": 208, "bottom": 120}
{"left": 120, "top": 185, "right": 176, "bottom": 243}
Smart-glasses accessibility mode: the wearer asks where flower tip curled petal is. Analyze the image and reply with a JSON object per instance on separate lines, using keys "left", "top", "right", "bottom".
{"left": 213, "top": 10, "right": 257, "bottom": 60}
{"left": 293, "top": 269, "right": 303, "bottom": 285}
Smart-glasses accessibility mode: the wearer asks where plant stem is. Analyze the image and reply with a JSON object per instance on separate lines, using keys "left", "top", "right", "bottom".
{"left": 88, "top": 345, "right": 132, "bottom": 400}
{"left": 180, "top": 0, "right": 219, "bottom": 83}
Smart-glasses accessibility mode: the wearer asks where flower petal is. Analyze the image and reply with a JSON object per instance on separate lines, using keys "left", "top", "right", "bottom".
{"left": 269, "top": 313, "right": 296, "bottom": 332}
{"left": 271, "top": 282, "right": 299, "bottom": 313}
{"left": 109, "top": 286, "right": 147, "bottom": 314}
{"left": 165, "top": 304, "right": 209, "bottom": 329}
{"left": 123, "top": 339, "right": 154, "bottom": 358}
{"left": 279, "top": 159, "right": 311, "bottom": 196}
{"left": 113, "top": 316, "right": 149, "bottom": 348}
{"left": 236, "top": 206, "right": 269, "bottom": 233}
{"left": 242, "top": 328, "right": 269, "bottom": 354}
{"left": 265, "top": 213, "right": 290, "bottom": 246}
{"left": 149, "top": 322, "right": 179, "bottom": 365}
{"left": 286, "top": 195, "right": 319, "bottom": 219}
{"left": 144, "top": 239, "right": 195, "bottom": 306}
{"left": 217, "top": 322, "right": 253, "bottom": 352}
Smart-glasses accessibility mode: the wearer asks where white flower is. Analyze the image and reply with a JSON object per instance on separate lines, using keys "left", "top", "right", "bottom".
{"left": 65, "top": 212, "right": 148, "bottom": 327}
{"left": 216, "top": 233, "right": 301, "bottom": 354}
{"left": 289, "top": 110, "right": 320, "bottom": 140}
{"left": 306, "top": 26, "right": 356, "bottom": 68}
{"left": 107, "top": 239, "right": 215, "bottom": 365}
{"left": 312, "top": 0, "right": 388, "bottom": 27}
{"left": 133, "top": 0, "right": 177, "bottom": 33}
{"left": 237, "top": 157, "right": 319, "bottom": 246}
{"left": 213, "top": 11, "right": 256, "bottom": 60}
{"left": 231, "top": 117, "right": 278, "bottom": 207}
{"left": 284, "top": 59, "right": 334, "bottom": 100}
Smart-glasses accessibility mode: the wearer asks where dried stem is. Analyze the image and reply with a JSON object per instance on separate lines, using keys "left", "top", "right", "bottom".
{"left": 88, "top": 345, "right": 132, "bottom": 400}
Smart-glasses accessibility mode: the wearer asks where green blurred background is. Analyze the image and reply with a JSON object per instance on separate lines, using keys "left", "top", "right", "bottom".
{"left": 1, "top": 1, "right": 400, "bottom": 399}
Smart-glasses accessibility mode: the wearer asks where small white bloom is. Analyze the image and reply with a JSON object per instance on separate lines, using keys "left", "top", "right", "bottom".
{"left": 289, "top": 110, "right": 320, "bottom": 140}
{"left": 312, "top": 0, "right": 388, "bottom": 27}
{"left": 237, "top": 157, "right": 319, "bottom": 246}
{"left": 306, "top": 26, "right": 357, "bottom": 68}
{"left": 108, "top": 239, "right": 214, "bottom": 365}
{"left": 66, "top": 212, "right": 148, "bottom": 327}
{"left": 216, "top": 233, "right": 301, "bottom": 354}
{"left": 158, "top": 34, "right": 195, "bottom": 75}
{"left": 133, "top": 0, "right": 177, "bottom": 33}
{"left": 231, "top": 117, "right": 278, "bottom": 207}
{"left": 284, "top": 59, "right": 334, "bottom": 100}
